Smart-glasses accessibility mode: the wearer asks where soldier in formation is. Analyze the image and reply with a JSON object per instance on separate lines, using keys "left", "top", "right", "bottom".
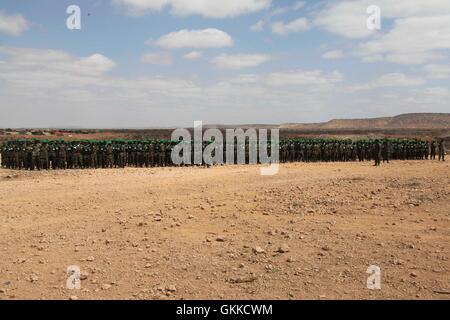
{"left": 0, "top": 137, "right": 444, "bottom": 170}
{"left": 438, "top": 139, "right": 446, "bottom": 161}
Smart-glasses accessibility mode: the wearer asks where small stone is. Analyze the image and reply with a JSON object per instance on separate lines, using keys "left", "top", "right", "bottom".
{"left": 101, "top": 284, "right": 112, "bottom": 290}
{"left": 166, "top": 285, "right": 177, "bottom": 292}
{"left": 277, "top": 244, "right": 290, "bottom": 253}
{"left": 216, "top": 236, "right": 226, "bottom": 242}
{"left": 410, "top": 272, "right": 418, "bottom": 278}
{"left": 253, "top": 246, "right": 265, "bottom": 254}
{"left": 69, "top": 295, "right": 79, "bottom": 300}
{"left": 80, "top": 272, "right": 88, "bottom": 280}
{"left": 229, "top": 275, "right": 258, "bottom": 284}
{"left": 86, "top": 256, "right": 95, "bottom": 262}
{"left": 393, "top": 259, "right": 405, "bottom": 266}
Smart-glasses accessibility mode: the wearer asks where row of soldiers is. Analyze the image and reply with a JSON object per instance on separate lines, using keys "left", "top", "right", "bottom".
{"left": 0, "top": 138, "right": 446, "bottom": 170}
{"left": 277, "top": 139, "right": 442, "bottom": 164}
{"left": 0, "top": 140, "right": 178, "bottom": 170}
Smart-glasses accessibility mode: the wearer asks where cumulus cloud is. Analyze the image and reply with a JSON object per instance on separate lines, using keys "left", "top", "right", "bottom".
{"left": 183, "top": 51, "right": 203, "bottom": 60}
{"left": 264, "top": 70, "right": 344, "bottom": 87}
{"left": 371, "top": 73, "right": 426, "bottom": 87}
{"left": 313, "top": 0, "right": 450, "bottom": 65}
{"left": 212, "top": 53, "right": 271, "bottom": 69}
{"left": 1, "top": 46, "right": 447, "bottom": 128}
{"left": 271, "top": 17, "right": 310, "bottom": 35}
{"left": 141, "top": 52, "right": 173, "bottom": 65}
{"left": 346, "top": 73, "right": 426, "bottom": 92}
{"left": 356, "top": 15, "right": 450, "bottom": 65}
{"left": 0, "top": 11, "right": 29, "bottom": 36}
{"left": 322, "top": 50, "right": 344, "bottom": 60}
{"left": 250, "top": 20, "right": 265, "bottom": 32}
{"left": 112, "top": 0, "right": 271, "bottom": 18}
{"left": 314, "top": 0, "right": 450, "bottom": 39}
{"left": 314, "top": 1, "right": 376, "bottom": 39}
{"left": 250, "top": 1, "right": 306, "bottom": 32}
{"left": 424, "top": 64, "right": 450, "bottom": 79}
{"left": 405, "top": 87, "right": 450, "bottom": 105}
{"left": 154, "top": 29, "right": 233, "bottom": 49}
{"left": 0, "top": 47, "right": 116, "bottom": 80}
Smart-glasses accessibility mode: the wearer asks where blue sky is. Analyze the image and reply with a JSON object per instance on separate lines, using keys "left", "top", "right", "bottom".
{"left": 0, "top": 0, "right": 449, "bottom": 128}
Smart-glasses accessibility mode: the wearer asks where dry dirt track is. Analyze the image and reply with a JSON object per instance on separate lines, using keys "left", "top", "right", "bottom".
{"left": 0, "top": 161, "right": 449, "bottom": 300}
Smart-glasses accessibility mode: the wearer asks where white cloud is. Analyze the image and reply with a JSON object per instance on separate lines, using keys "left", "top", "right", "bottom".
{"left": 1, "top": 46, "right": 448, "bottom": 128}
{"left": 406, "top": 87, "right": 450, "bottom": 105}
{"left": 154, "top": 29, "right": 233, "bottom": 49}
{"left": 264, "top": 70, "right": 344, "bottom": 87}
{"left": 424, "top": 64, "right": 450, "bottom": 79}
{"left": 212, "top": 53, "right": 271, "bottom": 69}
{"left": 183, "top": 51, "right": 203, "bottom": 60}
{"left": 292, "top": 1, "right": 306, "bottom": 11}
{"left": 322, "top": 50, "right": 344, "bottom": 60}
{"left": 0, "top": 11, "right": 29, "bottom": 36}
{"left": 313, "top": 1, "right": 450, "bottom": 65}
{"left": 356, "top": 15, "right": 450, "bottom": 65}
{"left": 347, "top": 73, "right": 426, "bottom": 92}
{"left": 250, "top": 1, "right": 306, "bottom": 32}
{"left": 314, "top": 1, "right": 376, "bottom": 39}
{"left": 141, "top": 52, "right": 173, "bottom": 65}
{"left": 113, "top": 0, "right": 271, "bottom": 18}
{"left": 314, "top": 0, "right": 450, "bottom": 39}
{"left": 371, "top": 73, "right": 425, "bottom": 87}
{"left": 271, "top": 18, "right": 310, "bottom": 36}
{"left": 226, "top": 74, "right": 260, "bottom": 84}
{"left": 0, "top": 47, "right": 116, "bottom": 79}
{"left": 250, "top": 20, "right": 265, "bottom": 32}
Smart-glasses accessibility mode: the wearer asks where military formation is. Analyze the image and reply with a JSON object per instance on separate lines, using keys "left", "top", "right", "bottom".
{"left": 0, "top": 140, "right": 177, "bottom": 170}
{"left": 277, "top": 138, "right": 441, "bottom": 165}
{"left": 0, "top": 138, "right": 446, "bottom": 170}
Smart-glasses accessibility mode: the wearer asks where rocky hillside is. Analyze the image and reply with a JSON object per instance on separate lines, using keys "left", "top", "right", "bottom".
{"left": 281, "top": 113, "right": 450, "bottom": 130}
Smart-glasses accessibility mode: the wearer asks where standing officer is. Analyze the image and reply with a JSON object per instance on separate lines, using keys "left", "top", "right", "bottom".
{"left": 438, "top": 139, "right": 446, "bottom": 161}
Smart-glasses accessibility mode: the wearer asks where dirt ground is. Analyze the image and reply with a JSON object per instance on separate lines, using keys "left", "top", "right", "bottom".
{"left": 0, "top": 161, "right": 448, "bottom": 300}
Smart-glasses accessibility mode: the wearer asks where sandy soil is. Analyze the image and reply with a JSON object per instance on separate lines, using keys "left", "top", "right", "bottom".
{"left": 0, "top": 161, "right": 449, "bottom": 300}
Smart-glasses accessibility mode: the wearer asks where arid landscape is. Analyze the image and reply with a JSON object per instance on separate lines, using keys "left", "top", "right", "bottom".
{"left": 1, "top": 113, "right": 449, "bottom": 143}
{"left": 0, "top": 160, "right": 448, "bottom": 300}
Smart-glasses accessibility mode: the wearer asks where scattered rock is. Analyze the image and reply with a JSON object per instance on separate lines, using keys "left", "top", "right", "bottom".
{"left": 80, "top": 272, "right": 89, "bottom": 280}
{"left": 101, "top": 284, "right": 112, "bottom": 290}
{"left": 166, "top": 285, "right": 177, "bottom": 292}
{"left": 229, "top": 275, "right": 258, "bottom": 284}
{"left": 277, "top": 244, "right": 290, "bottom": 253}
{"left": 216, "top": 236, "right": 226, "bottom": 242}
{"left": 253, "top": 246, "right": 265, "bottom": 254}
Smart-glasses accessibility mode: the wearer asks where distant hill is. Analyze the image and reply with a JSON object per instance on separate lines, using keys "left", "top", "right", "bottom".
{"left": 281, "top": 113, "right": 450, "bottom": 130}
